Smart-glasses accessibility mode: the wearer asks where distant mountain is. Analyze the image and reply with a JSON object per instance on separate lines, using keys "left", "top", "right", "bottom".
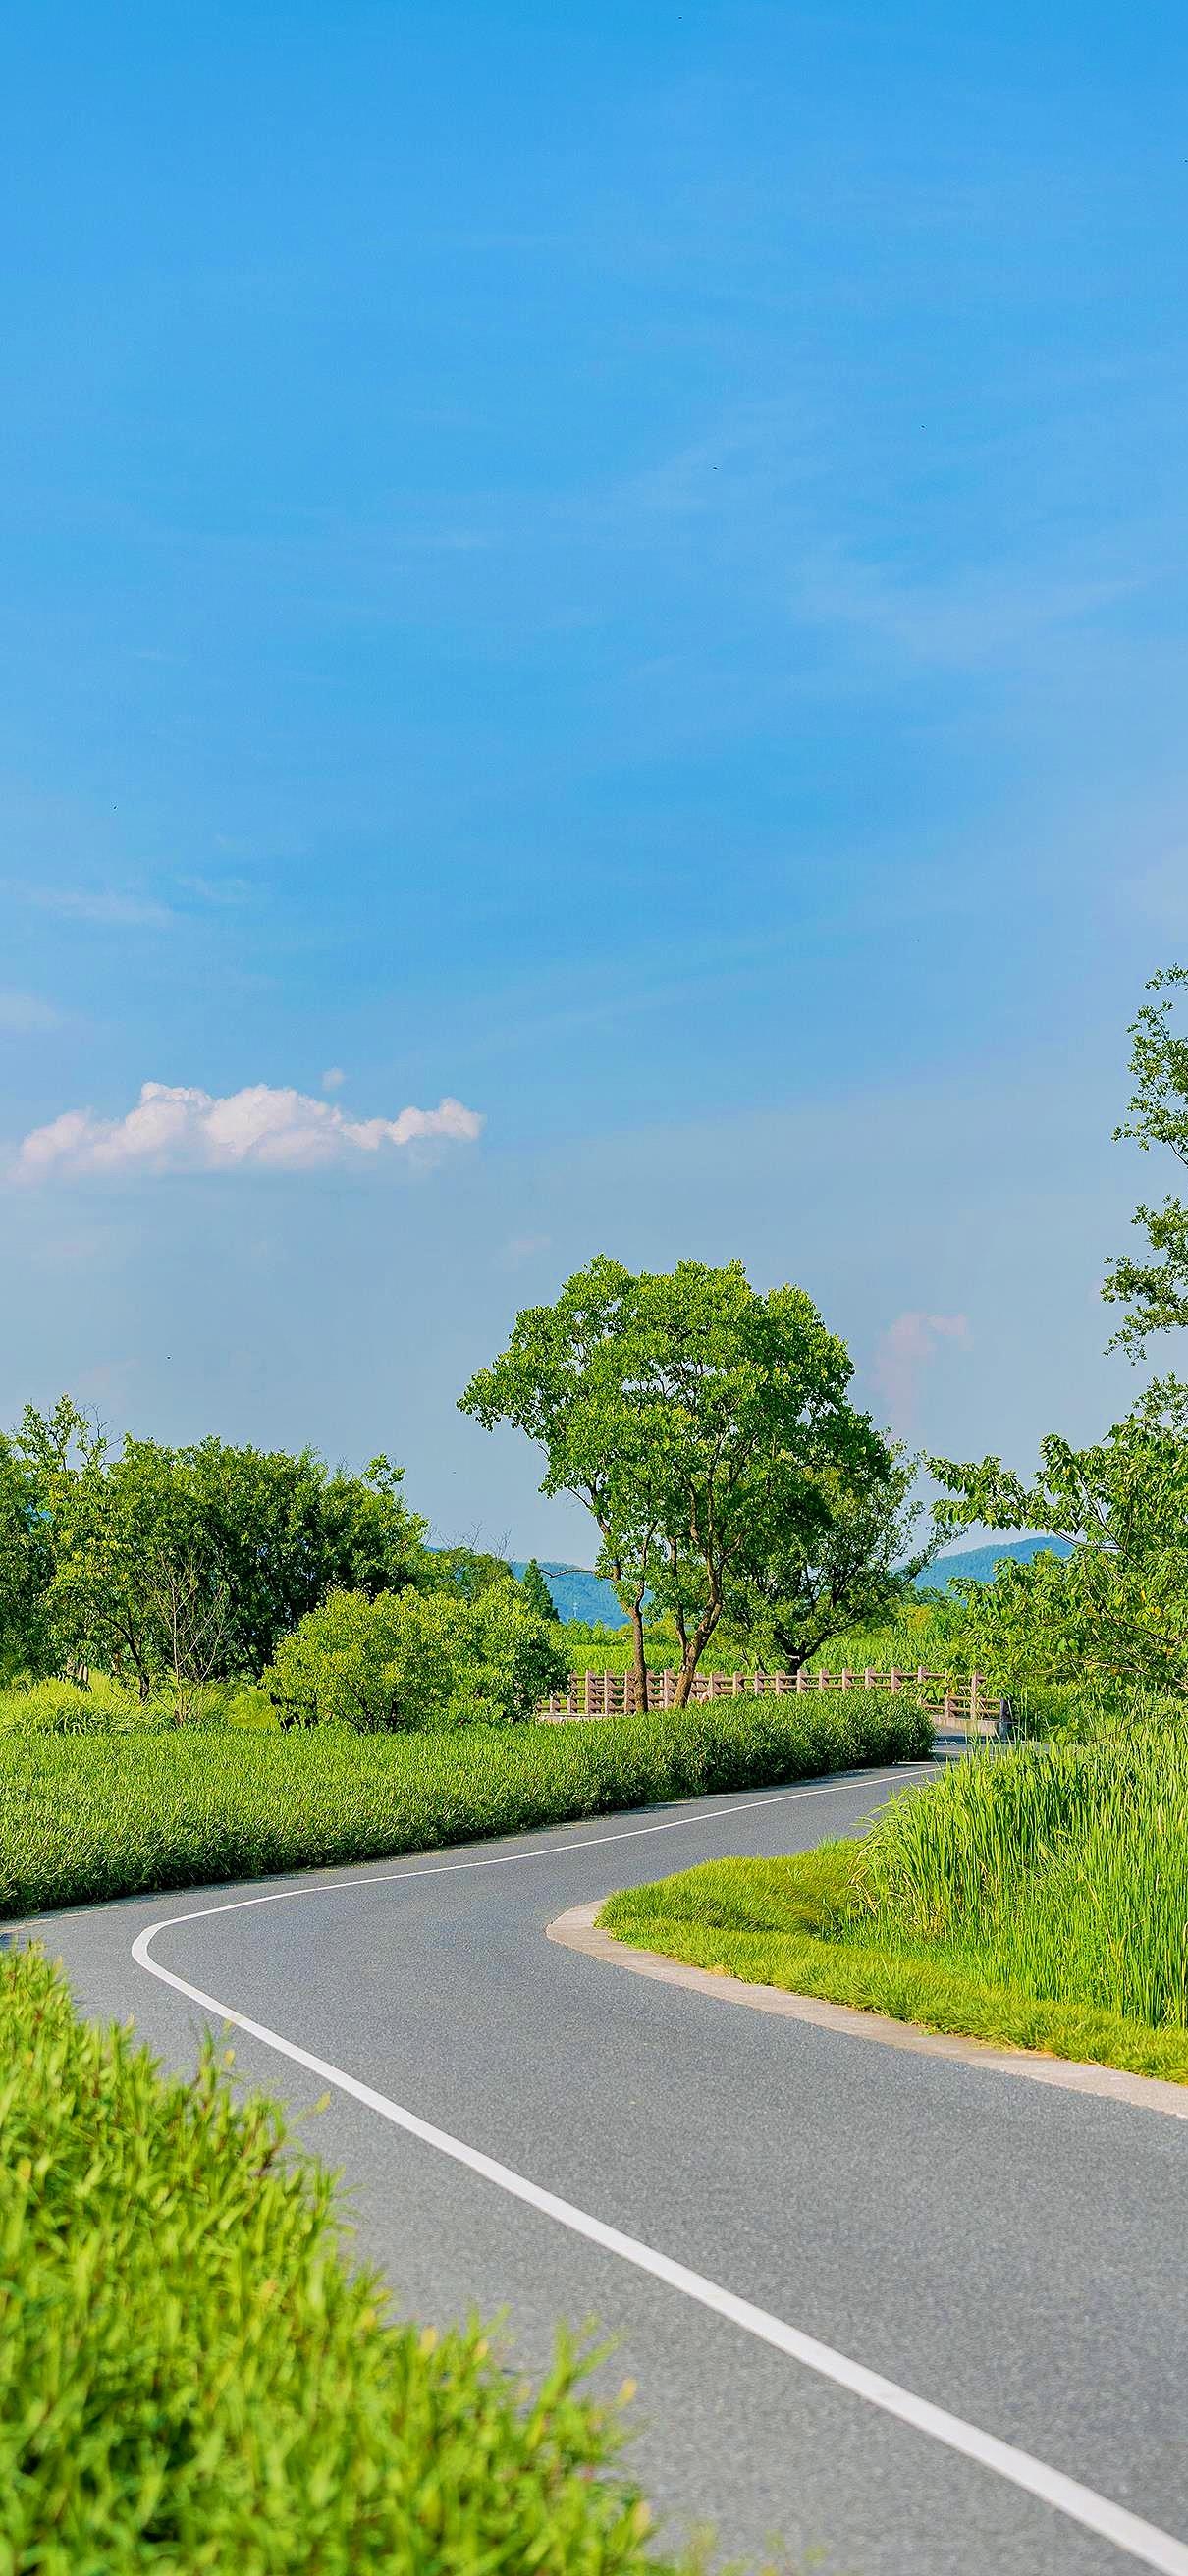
{"left": 917, "top": 1535, "right": 1075, "bottom": 1592}
{"left": 510, "top": 1562, "right": 626, "bottom": 1626}
{"left": 509, "top": 1533, "right": 1076, "bottom": 1627}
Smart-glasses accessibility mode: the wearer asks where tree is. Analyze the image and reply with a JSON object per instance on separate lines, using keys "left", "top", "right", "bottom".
{"left": 726, "top": 1446, "right": 932, "bottom": 1673}
{"left": 4, "top": 1404, "right": 430, "bottom": 1693}
{"left": 263, "top": 1584, "right": 567, "bottom": 1731}
{"left": 1103, "top": 964, "right": 1188, "bottom": 1373}
{"left": 927, "top": 1416, "right": 1188, "bottom": 1690}
{"left": 429, "top": 1545, "right": 516, "bottom": 1604}
{"left": 459, "top": 1256, "right": 888, "bottom": 1709}
{"left": 518, "top": 1559, "right": 557, "bottom": 1622}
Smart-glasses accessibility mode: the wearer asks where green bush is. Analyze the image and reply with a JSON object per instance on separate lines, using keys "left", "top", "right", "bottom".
{"left": 0, "top": 1943, "right": 690, "bottom": 2575}
{"left": 0, "top": 1692, "right": 930, "bottom": 1916}
{"left": 263, "top": 1584, "right": 567, "bottom": 1731}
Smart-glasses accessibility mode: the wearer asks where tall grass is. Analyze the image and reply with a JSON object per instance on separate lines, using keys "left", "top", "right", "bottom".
{"left": 857, "top": 1728, "right": 1188, "bottom": 2029}
{"left": 0, "top": 1943, "right": 696, "bottom": 2575}
{"left": 0, "top": 1693, "right": 930, "bottom": 1917}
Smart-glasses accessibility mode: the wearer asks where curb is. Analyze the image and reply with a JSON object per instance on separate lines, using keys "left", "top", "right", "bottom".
{"left": 546, "top": 1901, "right": 1188, "bottom": 2123}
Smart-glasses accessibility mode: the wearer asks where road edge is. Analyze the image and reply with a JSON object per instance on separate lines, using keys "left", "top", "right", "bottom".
{"left": 547, "top": 1901, "right": 1188, "bottom": 2121}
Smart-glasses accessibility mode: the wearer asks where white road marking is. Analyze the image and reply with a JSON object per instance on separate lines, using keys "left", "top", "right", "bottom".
{"left": 125, "top": 1768, "right": 1188, "bottom": 2576}
{"left": 113, "top": 1762, "right": 933, "bottom": 1936}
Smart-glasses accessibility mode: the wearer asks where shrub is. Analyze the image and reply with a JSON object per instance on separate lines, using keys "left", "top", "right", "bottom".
{"left": 0, "top": 1943, "right": 690, "bottom": 2575}
{"left": 263, "top": 1585, "right": 567, "bottom": 1732}
{"left": 454, "top": 1584, "right": 568, "bottom": 1723}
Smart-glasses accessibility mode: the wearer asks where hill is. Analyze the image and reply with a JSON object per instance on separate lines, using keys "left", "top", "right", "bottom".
{"left": 509, "top": 1561, "right": 625, "bottom": 1625}
{"left": 917, "top": 1535, "right": 1075, "bottom": 1591}
{"left": 511, "top": 1535, "right": 1076, "bottom": 1627}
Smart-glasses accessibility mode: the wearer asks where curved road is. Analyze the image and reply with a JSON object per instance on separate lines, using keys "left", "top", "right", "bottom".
{"left": 27, "top": 1762, "right": 1188, "bottom": 2576}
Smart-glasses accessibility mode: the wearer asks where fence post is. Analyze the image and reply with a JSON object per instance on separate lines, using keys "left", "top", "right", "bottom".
{"left": 584, "top": 1670, "right": 593, "bottom": 1717}
{"left": 889, "top": 1667, "right": 901, "bottom": 1693}
{"left": 841, "top": 1668, "right": 852, "bottom": 1691}
{"left": 864, "top": 1667, "right": 875, "bottom": 1690}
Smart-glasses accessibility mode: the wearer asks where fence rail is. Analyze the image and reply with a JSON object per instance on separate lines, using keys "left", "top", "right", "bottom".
{"left": 537, "top": 1666, "right": 1011, "bottom": 1735}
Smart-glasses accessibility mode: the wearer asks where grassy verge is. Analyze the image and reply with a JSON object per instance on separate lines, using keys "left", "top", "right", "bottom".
{"left": 0, "top": 1942, "right": 697, "bottom": 2574}
{"left": 0, "top": 1693, "right": 930, "bottom": 1917}
{"left": 599, "top": 1737, "right": 1188, "bottom": 2087}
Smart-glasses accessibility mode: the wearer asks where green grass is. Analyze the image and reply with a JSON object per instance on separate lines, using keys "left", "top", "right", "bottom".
{"left": 0, "top": 1671, "right": 275, "bottom": 1733}
{"left": 0, "top": 1940, "right": 700, "bottom": 2574}
{"left": 0, "top": 1693, "right": 930, "bottom": 1917}
{"left": 599, "top": 1732, "right": 1188, "bottom": 2086}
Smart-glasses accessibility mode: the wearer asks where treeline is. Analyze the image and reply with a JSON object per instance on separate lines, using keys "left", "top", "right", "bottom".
{"left": 0, "top": 1397, "right": 541, "bottom": 1714}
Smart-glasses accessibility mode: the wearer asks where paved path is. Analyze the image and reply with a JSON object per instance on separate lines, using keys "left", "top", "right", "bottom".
{"left": 27, "top": 1763, "right": 1188, "bottom": 2576}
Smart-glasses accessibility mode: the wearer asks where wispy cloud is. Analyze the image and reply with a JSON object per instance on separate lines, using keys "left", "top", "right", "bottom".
{"left": 14, "top": 884, "right": 177, "bottom": 929}
{"left": 14, "top": 1082, "right": 484, "bottom": 1182}
{"left": 0, "top": 990, "right": 66, "bottom": 1034}
{"left": 178, "top": 874, "right": 256, "bottom": 908}
{"left": 872, "top": 1311, "right": 971, "bottom": 1426}
{"left": 321, "top": 1065, "right": 347, "bottom": 1093}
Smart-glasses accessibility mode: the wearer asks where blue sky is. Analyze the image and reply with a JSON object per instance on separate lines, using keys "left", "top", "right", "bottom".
{"left": 2, "top": 3, "right": 1186, "bottom": 1559}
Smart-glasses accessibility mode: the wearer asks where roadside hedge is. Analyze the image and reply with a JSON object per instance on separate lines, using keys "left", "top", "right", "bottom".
{"left": 0, "top": 1694, "right": 930, "bottom": 1917}
{"left": 0, "top": 1944, "right": 683, "bottom": 2574}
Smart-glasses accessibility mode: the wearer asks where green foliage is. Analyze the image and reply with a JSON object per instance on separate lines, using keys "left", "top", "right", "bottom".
{"left": 603, "top": 1725, "right": 1188, "bottom": 2083}
{"left": 0, "top": 1942, "right": 693, "bottom": 2576}
{"left": 262, "top": 1585, "right": 567, "bottom": 1731}
{"left": 429, "top": 1543, "right": 517, "bottom": 1602}
{"left": 519, "top": 1556, "right": 558, "bottom": 1621}
{"left": 0, "top": 1417, "right": 59, "bottom": 1680}
{"left": 5, "top": 1401, "right": 428, "bottom": 1698}
{"left": 855, "top": 1729, "right": 1188, "bottom": 2030}
{"left": 929, "top": 1414, "right": 1188, "bottom": 1690}
{"left": 1103, "top": 963, "right": 1188, "bottom": 1364}
{"left": 460, "top": 1255, "right": 891, "bottom": 1705}
{"left": 264, "top": 1587, "right": 461, "bottom": 1731}
{"left": 725, "top": 1448, "right": 932, "bottom": 1671}
{"left": 0, "top": 1696, "right": 930, "bottom": 1916}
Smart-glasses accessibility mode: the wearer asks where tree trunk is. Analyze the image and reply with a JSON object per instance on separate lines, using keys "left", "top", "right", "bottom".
{"left": 629, "top": 1598, "right": 649, "bottom": 1712}
{"left": 671, "top": 1597, "right": 723, "bottom": 1706}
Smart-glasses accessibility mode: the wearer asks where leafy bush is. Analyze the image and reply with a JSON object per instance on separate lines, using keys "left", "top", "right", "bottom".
{"left": 0, "top": 1943, "right": 691, "bottom": 2575}
{"left": 263, "top": 1584, "right": 567, "bottom": 1731}
{"left": 0, "top": 1692, "right": 930, "bottom": 1916}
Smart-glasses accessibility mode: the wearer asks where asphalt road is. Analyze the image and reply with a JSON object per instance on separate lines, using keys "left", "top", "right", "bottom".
{"left": 25, "top": 1760, "right": 1188, "bottom": 2576}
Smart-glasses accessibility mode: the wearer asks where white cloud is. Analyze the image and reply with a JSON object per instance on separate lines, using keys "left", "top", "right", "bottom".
{"left": 0, "top": 990, "right": 66, "bottom": 1033}
{"left": 321, "top": 1065, "right": 347, "bottom": 1092}
{"left": 14, "top": 1081, "right": 483, "bottom": 1182}
{"left": 872, "top": 1311, "right": 971, "bottom": 1426}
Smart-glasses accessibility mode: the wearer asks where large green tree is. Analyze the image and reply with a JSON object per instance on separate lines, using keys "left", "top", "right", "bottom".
{"left": 459, "top": 1255, "right": 891, "bottom": 1708}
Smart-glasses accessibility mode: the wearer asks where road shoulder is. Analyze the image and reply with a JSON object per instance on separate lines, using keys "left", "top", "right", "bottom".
{"left": 548, "top": 1900, "right": 1188, "bottom": 2122}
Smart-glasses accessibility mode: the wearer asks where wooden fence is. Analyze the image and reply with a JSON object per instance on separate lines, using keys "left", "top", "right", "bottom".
{"left": 537, "top": 1666, "right": 1011, "bottom": 1735}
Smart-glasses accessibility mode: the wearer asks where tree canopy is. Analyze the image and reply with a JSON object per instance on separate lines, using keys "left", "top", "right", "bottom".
{"left": 459, "top": 1255, "right": 898, "bottom": 1704}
